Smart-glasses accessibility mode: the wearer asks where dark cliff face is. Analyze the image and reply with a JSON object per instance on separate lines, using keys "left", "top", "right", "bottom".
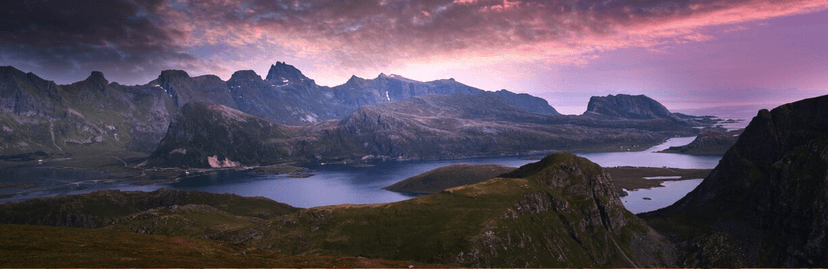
{"left": 642, "top": 94, "right": 828, "bottom": 267}
{"left": 152, "top": 70, "right": 237, "bottom": 109}
{"left": 227, "top": 68, "right": 352, "bottom": 125}
{"left": 146, "top": 102, "right": 296, "bottom": 168}
{"left": 266, "top": 61, "right": 315, "bottom": 87}
{"left": 586, "top": 94, "right": 680, "bottom": 121}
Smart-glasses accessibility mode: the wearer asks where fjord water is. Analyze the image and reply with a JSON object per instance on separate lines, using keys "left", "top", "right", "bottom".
{"left": 0, "top": 137, "right": 720, "bottom": 213}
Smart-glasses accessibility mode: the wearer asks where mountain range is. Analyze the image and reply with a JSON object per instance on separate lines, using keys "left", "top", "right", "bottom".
{"left": 2, "top": 70, "right": 828, "bottom": 266}
{"left": 1, "top": 62, "right": 713, "bottom": 168}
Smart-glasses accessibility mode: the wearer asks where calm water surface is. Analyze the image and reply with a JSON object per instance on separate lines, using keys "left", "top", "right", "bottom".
{"left": 1, "top": 137, "right": 720, "bottom": 213}
{"left": 621, "top": 179, "right": 704, "bottom": 214}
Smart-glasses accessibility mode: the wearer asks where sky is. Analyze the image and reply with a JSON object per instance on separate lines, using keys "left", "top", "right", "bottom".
{"left": 2, "top": 0, "right": 827, "bottom": 117}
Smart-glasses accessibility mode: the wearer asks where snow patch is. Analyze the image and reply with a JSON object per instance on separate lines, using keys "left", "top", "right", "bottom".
{"left": 171, "top": 148, "right": 187, "bottom": 155}
{"left": 386, "top": 91, "right": 390, "bottom": 101}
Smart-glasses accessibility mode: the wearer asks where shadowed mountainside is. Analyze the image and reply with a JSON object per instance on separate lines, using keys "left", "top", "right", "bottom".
{"left": 641, "top": 94, "right": 828, "bottom": 267}
{"left": 146, "top": 102, "right": 298, "bottom": 168}
{"left": 1, "top": 67, "right": 173, "bottom": 156}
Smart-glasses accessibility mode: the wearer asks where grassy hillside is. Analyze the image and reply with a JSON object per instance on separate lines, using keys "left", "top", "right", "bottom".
{"left": 1, "top": 153, "right": 679, "bottom": 267}
{"left": 383, "top": 163, "right": 516, "bottom": 194}
{"left": 0, "top": 189, "right": 298, "bottom": 228}
{"left": 229, "top": 153, "right": 677, "bottom": 267}
{"left": 0, "top": 224, "right": 439, "bottom": 268}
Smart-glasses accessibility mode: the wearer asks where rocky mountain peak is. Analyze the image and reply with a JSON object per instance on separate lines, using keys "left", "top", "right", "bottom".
{"left": 230, "top": 70, "right": 262, "bottom": 81}
{"left": 82, "top": 71, "right": 108, "bottom": 90}
{"left": 0, "top": 66, "right": 23, "bottom": 77}
{"left": 345, "top": 75, "right": 365, "bottom": 85}
{"left": 265, "top": 61, "right": 312, "bottom": 85}
{"left": 157, "top": 70, "right": 191, "bottom": 81}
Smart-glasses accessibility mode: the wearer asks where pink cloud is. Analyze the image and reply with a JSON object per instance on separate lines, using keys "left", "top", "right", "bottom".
{"left": 146, "top": 0, "right": 828, "bottom": 86}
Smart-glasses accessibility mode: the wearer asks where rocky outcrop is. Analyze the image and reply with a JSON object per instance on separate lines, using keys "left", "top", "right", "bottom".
{"left": 266, "top": 61, "right": 316, "bottom": 87}
{"left": 586, "top": 94, "right": 681, "bottom": 121}
{"left": 227, "top": 69, "right": 352, "bottom": 125}
{"left": 151, "top": 70, "right": 237, "bottom": 109}
{"left": 659, "top": 129, "right": 743, "bottom": 155}
{"left": 641, "top": 94, "right": 828, "bottom": 267}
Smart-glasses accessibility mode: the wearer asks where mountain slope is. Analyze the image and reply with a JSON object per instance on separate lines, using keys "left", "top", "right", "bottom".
{"left": 146, "top": 102, "right": 297, "bottom": 168}
{"left": 320, "top": 93, "right": 693, "bottom": 160}
{"left": 147, "top": 92, "right": 699, "bottom": 167}
{"left": 0, "top": 188, "right": 299, "bottom": 228}
{"left": 0, "top": 67, "right": 173, "bottom": 156}
{"left": 641, "top": 94, "right": 828, "bottom": 267}
{"left": 225, "top": 153, "right": 677, "bottom": 267}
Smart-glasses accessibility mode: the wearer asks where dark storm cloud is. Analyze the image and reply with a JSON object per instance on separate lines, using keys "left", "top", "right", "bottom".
{"left": 0, "top": 0, "right": 197, "bottom": 84}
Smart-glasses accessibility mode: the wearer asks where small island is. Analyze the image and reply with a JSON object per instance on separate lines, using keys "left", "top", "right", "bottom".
{"left": 383, "top": 163, "right": 516, "bottom": 194}
{"left": 659, "top": 129, "right": 744, "bottom": 155}
{"left": 384, "top": 162, "right": 712, "bottom": 197}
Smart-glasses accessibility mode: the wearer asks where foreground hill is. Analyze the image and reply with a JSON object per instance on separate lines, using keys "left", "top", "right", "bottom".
{"left": 0, "top": 153, "right": 677, "bottom": 267}
{"left": 214, "top": 153, "right": 676, "bottom": 267}
{"left": 0, "top": 224, "right": 439, "bottom": 268}
{"left": 0, "top": 188, "right": 298, "bottom": 228}
{"left": 641, "top": 94, "right": 828, "bottom": 267}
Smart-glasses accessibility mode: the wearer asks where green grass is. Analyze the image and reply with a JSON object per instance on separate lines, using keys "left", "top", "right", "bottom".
{"left": 383, "top": 163, "right": 516, "bottom": 194}
{"left": 0, "top": 224, "right": 441, "bottom": 268}
{"left": 243, "top": 153, "right": 673, "bottom": 267}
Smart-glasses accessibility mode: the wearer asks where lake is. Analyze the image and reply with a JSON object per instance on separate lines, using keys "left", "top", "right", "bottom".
{"left": 0, "top": 137, "right": 720, "bottom": 213}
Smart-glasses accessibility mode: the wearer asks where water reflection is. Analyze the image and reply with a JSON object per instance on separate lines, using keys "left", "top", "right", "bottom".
{"left": 621, "top": 179, "right": 703, "bottom": 214}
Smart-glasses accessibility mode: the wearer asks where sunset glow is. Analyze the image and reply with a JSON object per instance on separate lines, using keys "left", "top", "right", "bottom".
{"left": 2, "top": 0, "right": 826, "bottom": 117}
